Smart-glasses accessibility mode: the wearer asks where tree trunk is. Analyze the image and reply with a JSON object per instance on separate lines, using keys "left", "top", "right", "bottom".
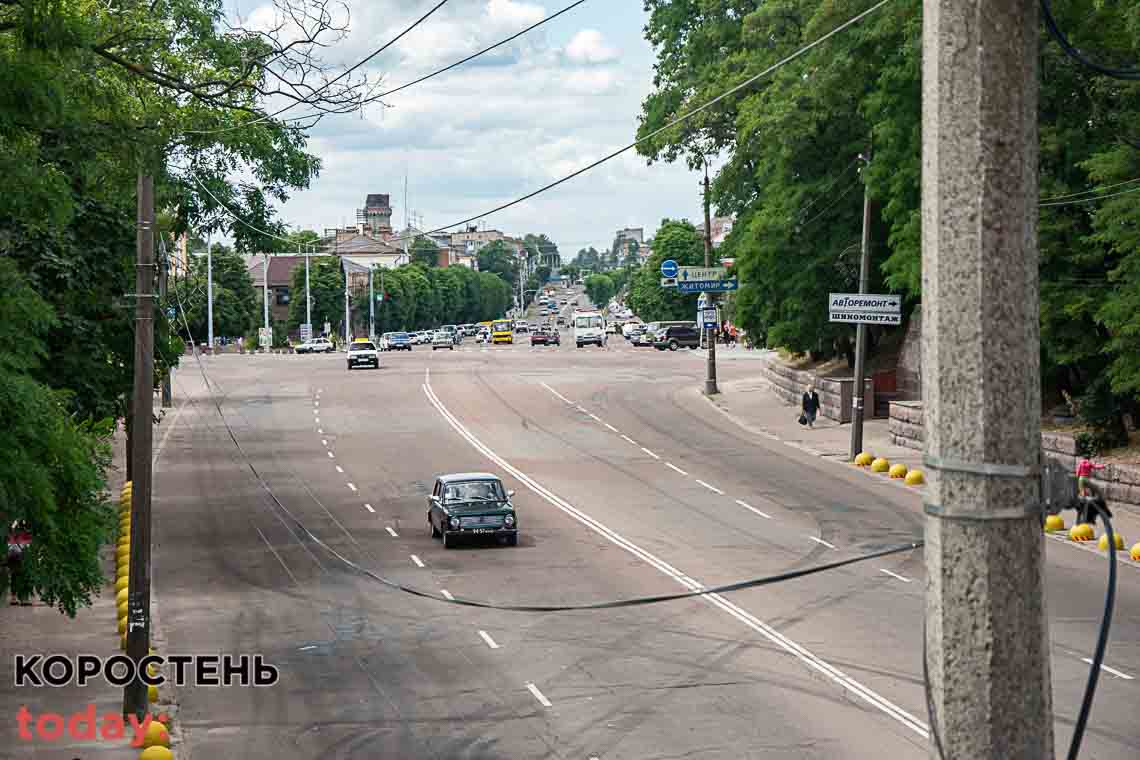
{"left": 124, "top": 413, "right": 133, "bottom": 481}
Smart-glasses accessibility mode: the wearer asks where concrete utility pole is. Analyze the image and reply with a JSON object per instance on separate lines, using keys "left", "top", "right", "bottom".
{"left": 303, "top": 241, "right": 311, "bottom": 328}
{"left": 206, "top": 231, "right": 213, "bottom": 352}
{"left": 262, "top": 253, "right": 270, "bottom": 350}
{"left": 702, "top": 163, "right": 718, "bottom": 396}
{"left": 848, "top": 142, "right": 873, "bottom": 460}
{"left": 368, "top": 265, "right": 375, "bottom": 340}
{"left": 123, "top": 172, "right": 155, "bottom": 720}
{"left": 922, "top": 0, "right": 1052, "bottom": 757}
{"left": 344, "top": 263, "right": 351, "bottom": 346}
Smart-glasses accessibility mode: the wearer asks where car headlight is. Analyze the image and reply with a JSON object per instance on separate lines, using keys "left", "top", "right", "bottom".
{"left": 504, "top": 514, "right": 515, "bottom": 527}
{"left": 449, "top": 516, "right": 460, "bottom": 529}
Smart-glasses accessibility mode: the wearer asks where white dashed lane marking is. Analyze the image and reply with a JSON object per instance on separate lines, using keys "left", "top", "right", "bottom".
{"left": 735, "top": 499, "right": 771, "bottom": 519}
{"left": 879, "top": 569, "right": 912, "bottom": 583}
{"left": 641, "top": 447, "right": 660, "bottom": 460}
{"left": 441, "top": 589, "right": 454, "bottom": 600}
{"left": 665, "top": 462, "right": 688, "bottom": 476}
{"left": 385, "top": 525, "right": 398, "bottom": 536}
{"left": 808, "top": 536, "right": 837, "bottom": 550}
{"left": 410, "top": 555, "right": 425, "bottom": 568}
{"left": 335, "top": 465, "right": 344, "bottom": 474}
{"left": 695, "top": 479, "right": 724, "bottom": 495}
{"left": 327, "top": 451, "right": 335, "bottom": 459}
{"left": 526, "top": 683, "right": 552, "bottom": 708}
{"left": 347, "top": 482, "right": 357, "bottom": 492}
{"left": 478, "top": 630, "right": 500, "bottom": 649}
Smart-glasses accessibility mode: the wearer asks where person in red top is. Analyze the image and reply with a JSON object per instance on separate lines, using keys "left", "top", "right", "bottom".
{"left": 1076, "top": 457, "right": 1105, "bottom": 497}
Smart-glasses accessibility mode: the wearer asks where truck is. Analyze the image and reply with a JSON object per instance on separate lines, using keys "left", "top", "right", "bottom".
{"left": 573, "top": 310, "right": 606, "bottom": 348}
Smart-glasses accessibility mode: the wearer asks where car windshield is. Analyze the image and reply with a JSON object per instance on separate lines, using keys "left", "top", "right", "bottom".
{"left": 443, "top": 480, "right": 505, "bottom": 503}
{"left": 393, "top": 333, "right": 409, "bottom": 339}
{"left": 576, "top": 316, "right": 603, "bottom": 329}
{"left": 492, "top": 321, "right": 510, "bottom": 331}
{"left": 350, "top": 342, "right": 375, "bottom": 351}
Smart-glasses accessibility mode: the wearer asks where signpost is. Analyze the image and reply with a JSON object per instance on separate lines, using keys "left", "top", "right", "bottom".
{"left": 827, "top": 293, "right": 901, "bottom": 325}
{"left": 660, "top": 277, "right": 677, "bottom": 287}
{"left": 258, "top": 326, "right": 271, "bottom": 349}
{"left": 299, "top": 323, "right": 312, "bottom": 342}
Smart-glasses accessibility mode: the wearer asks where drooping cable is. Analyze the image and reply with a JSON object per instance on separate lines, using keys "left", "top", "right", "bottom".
{"left": 1040, "top": 0, "right": 1140, "bottom": 80}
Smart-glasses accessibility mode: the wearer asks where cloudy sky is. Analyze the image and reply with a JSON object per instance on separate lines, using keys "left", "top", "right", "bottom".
{"left": 231, "top": 0, "right": 709, "bottom": 256}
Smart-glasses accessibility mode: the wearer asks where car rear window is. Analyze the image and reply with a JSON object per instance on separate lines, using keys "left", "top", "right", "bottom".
{"left": 350, "top": 342, "right": 376, "bottom": 351}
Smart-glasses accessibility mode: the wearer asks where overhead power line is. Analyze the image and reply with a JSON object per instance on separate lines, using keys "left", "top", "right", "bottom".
{"left": 405, "top": 0, "right": 894, "bottom": 241}
{"left": 1037, "top": 176, "right": 1140, "bottom": 203}
{"left": 1039, "top": 183, "right": 1140, "bottom": 207}
{"left": 285, "top": 0, "right": 591, "bottom": 123}
{"left": 187, "top": 0, "right": 453, "bottom": 135}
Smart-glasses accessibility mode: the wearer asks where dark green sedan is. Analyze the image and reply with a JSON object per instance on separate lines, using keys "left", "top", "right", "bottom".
{"left": 428, "top": 473, "right": 518, "bottom": 548}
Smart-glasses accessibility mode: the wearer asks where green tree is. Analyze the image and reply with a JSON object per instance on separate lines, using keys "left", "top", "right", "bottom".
{"left": 477, "top": 240, "right": 520, "bottom": 286}
{"left": 287, "top": 256, "right": 344, "bottom": 334}
{"left": 176, "top": 247, "right": 259, "bottom": 340}
{"left": 584, "top": 274, "right": 616, "bottom": 310}
{"left": 410, "top": 236, "right": 441, "bottom": 268}
{"left": 626, "top": 220, "right": 704, "bottom": 322}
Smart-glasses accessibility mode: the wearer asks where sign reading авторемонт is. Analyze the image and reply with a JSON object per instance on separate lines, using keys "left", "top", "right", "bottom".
{"left": 828, "top": 293, "right": 902, "bottom": 325}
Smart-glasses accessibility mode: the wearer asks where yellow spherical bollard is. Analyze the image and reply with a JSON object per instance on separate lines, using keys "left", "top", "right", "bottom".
{"left": 140, "top": 746, "right": 174, "bottom": 760}
{"left": 118, "top": 599, "right": 128, "bottom": 617}
{"left": 1098, "top": 533, "right": 1125, "bottom": 551}
{"left": 116, "top": 575, "right": 130, "bottom": 593}
{"left": 1044, "top": 514, "right": 1066, "bottom": 533}
{"left": 117, "top": 545, "right": 131, "bottom": 559}
{"left": 1069, "top": 523, "right": 1095, "bottom": 542}
{"left": 904, "top": 469, "right": 925, "bottom": 486}
{"left": 870, "top": 457, "right": 890, "bottom": 473}
{"left": 853, "top": 452, "right": 874, "bottom": 467}
{"left": 142, "top": 720, "right": 170, "bottom": 748}
{"left": 148, "top": 684, "right": 159, "bottom": 703}
{"left": 118, "top": 615, "right": 128, "bottom": 635}
{"left": 888, "top": 463, "right": 908, "bottom": 479}
{"left": 116, "top": 587, "right": 129, "bottom": 605}
{"left": 1131, "top": 543, "right": 1140, "bottom": 562}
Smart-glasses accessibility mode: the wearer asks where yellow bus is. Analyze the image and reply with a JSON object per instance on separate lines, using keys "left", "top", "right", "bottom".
{"left": 491, "top": 319, "right": 513, "bottom": 344}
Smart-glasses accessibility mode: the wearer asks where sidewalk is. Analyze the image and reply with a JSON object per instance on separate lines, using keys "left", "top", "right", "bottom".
{"left": 1, "top": 427, "right": 179, "bottom": 757}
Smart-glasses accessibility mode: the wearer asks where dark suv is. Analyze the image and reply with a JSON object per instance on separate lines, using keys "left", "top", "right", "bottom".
{"left": 653, "top": 324, "right": 700, "bottom": 351}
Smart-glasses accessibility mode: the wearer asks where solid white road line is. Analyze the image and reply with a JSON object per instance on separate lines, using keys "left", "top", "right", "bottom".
{"left": 321, "top": 439, "right": 328, "bottom": 446}
{"left": 1082, "top": 658, "right": 1134, "bottom": 679}
{"left": 576, "top": 406, "right": 589, "bottom": 413}
{"left": 254, "top": 526, "right": 298, "bottom": 586}
{"left": 665, "top": 462, "right": 688, "bottom": 476}
{"left": 620, "top": 434, "right": 637, "bottom": 445}
{"left": 441, "top": 589, "right": 454, "bottom": 600}
{"left": 588, "top": 413, "right": 601, "bottom": 421}
{"left": 335, "top": 465, "right": 344, "bottom": 473}
{"left": 641, "top": 447, "right": 661, "bottom": 460}
{"left": 540, "top": 381, "right": 573, "bottom": 405}
{"left": 422, "top": 380, "right": 929, "bottom": 738}
{"left": 478, "top": 630, "right": 500, "bottom": 649}
{"left": 347, "top": 482, "right": 357, "bottom": 492}
{"left": 809, "top": 536, "right": 837, "bottom": 550}
{"left": 526, "top": 682, "right": 552, "bottom": 708}
{"left": 735, "top": 499, "right": 771, "bottom": 519}
{"left": 385, "top": 525, "right": 398, "bottom": 536}
{"left": 696, "top": 479, "right": 724, "bottom": 495}
{"left": 410, "top": 554, "right": 425, "bottom": 568}
{"left": 604, "top": 423, "right": 619, "bottom": 432}
{"left": 879, "top": 568, "right": 912, "bottom": 583}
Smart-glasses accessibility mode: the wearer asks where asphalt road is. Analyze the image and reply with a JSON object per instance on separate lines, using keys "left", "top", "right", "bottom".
{"left": 152, "top": 297, "right": 1139, "bottom": 759}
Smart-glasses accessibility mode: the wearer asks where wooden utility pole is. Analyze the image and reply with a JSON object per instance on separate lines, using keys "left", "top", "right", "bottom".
{"left": 922, "top": 0, "right": 1052, "bottom": 756}
{"left": 702, "top": 163, "right": 718, "bottom": 396}
{"left": 123, "top": 172, "right": 155, "bottom": 719}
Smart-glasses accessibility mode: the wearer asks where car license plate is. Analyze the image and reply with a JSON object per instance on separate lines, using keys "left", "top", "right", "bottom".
{"left": 470, "top": 528, "right": 492, "bottom": 534}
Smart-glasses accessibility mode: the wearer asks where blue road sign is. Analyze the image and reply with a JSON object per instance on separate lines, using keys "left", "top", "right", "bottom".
{"left": 660, "top": 259, "right": 679, "bottom": 278}
{"left": 678, "top": 279, "right": 739, "bottom": 293}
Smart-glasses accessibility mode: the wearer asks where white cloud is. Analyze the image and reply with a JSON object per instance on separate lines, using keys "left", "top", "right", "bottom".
{"left": 564, "top": 29, "right": 619, "bottom": 64}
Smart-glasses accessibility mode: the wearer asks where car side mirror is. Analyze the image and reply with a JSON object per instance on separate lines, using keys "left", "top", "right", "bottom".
{"left": 507, "top": 490, "right": 515, "bottom": 499}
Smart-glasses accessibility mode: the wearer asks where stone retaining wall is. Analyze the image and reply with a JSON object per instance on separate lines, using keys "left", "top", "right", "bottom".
{"left": 759, "top": 358, "right": 874, "bottom": 424}
{"left": 888, "top": 401, "right": 1140, "bottom": 512}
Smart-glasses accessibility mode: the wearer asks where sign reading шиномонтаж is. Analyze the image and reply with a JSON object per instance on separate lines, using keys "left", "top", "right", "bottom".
{"left": 828, "top": 293, "right": 902, "bottom": 325}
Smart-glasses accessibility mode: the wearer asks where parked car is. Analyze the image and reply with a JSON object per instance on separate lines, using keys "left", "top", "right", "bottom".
{"left": 386, "top": 332, "right": 412, "bottom": 351}
{"left": 427, "top": 473, "right": 518, "bottom": 548}
{"left": 653, "top": 324, "right": 701, "bottom": 351}
{"left": 295, "top": 337, "right": 335, "bottom": 354}
{"left": 431, "top": 331, "right": 455, "bottom": 350}
{"left": 531, "top": 329, "right": 560, "bottom": 346}
{"left": 346, "top": 340, "right": 380, "bottom": 370}
{"left": 514, "top": 321, "right": 530, "bottom": 334}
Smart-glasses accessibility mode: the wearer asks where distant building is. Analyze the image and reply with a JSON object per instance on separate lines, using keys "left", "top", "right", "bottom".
{"left": 247, "top": 255, "right": 307, "bottom": 325}
{"left": 359, "top": 194, "right": 393, "bottom": 237}
{"left": 613, "top": 227, "right": 644, "bottom": 264}
{"left": 696, "top": 216, "right": 734, "bottom": 248}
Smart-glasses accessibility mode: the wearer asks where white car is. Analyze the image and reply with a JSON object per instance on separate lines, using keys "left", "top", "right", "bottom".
{"left": 346, "top": 340, "right": 380, "bottom": 370}
{"left": 431, "top": 331, "right": 455, "bottom": 350}
{"left": 296, "top": 337, "right": 335, "bottom": 354}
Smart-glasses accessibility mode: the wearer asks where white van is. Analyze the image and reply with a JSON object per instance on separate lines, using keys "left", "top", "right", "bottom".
{"left": 573, "top": 311, "right": 606, "bottom": 348}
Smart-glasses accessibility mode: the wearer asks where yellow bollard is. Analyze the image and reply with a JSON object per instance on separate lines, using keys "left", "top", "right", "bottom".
{"left": 870, "top": 457, "right": 890, "bottom": 473}
{"left": 118, "top": 616, "right": 128, "bottom": 635}
{"left": 853, "top": 452, "right": 874, "bottom": 467}
{"left": 118, "top": 600, "right": 128, "bottom": 619}
{"left": 1098, "top": 533, "right": 1125, "bottom": 551}
{"left": 148, "top": 684, "right": 159, "bottom": 703}
{"left": 142, "top": 720, "right": 170, "bottom": 748}
{"left": 1069, "top": 523, "right": 1095, "bottom": 542}
{"left": 1131, "top": 543, "right": 1140, "bottom": 562}
{"left": 888, "top": 463, "right": 908, "bottom": 479}
{"left": 116, "top": 587, "right": 129, "bottom": 605}
{"left": 116, "top": 576, "right": 129, "bottom": 593}
{"left": 1043, "top": 514, "right": 1066, "bottom": 533}
{"left": 904, "top": 469, "right": 925, "bottom": 486}
{"left": 139, "top": 746, "right": 174, "bottom": 760}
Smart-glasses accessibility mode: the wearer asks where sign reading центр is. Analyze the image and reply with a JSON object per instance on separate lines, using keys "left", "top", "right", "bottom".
{"left": 828, "top": 293, "right": 902, "bottom": 325}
